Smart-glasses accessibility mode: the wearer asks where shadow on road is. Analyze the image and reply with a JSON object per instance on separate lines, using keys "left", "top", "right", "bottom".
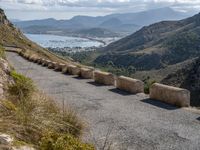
{"left": 87, "top": 81, "right": 109, "bottom": 87}
{"left": 109, "top": 88, "right": 134, "bottom": 96}
{"left": 196, "top": 117, "right": 200, "bottom": 121}
{"left": 73, "top": 76, "right": 86, "bottom": 80}
{"left": 141, "top": 98, "right": 179, "bottom": 110}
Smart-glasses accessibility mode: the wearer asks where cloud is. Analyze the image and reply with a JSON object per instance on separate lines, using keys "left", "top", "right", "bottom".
{"left": 1, "top": 0, "right": 200, "bottom": 11}
{"left": 0, "top": 0, "right": 199, "bottom": 20}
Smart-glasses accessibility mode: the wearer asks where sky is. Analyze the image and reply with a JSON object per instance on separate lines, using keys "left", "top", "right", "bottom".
{"left": 0, "top": 0, "right": 199, "bottom": 20}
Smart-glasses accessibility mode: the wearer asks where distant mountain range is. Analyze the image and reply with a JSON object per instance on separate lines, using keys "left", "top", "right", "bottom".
{"left": 97, "top": 12, "right": 200, "bottom": 70}
{"left": 13, "top": 7, "right": 192, "bottom": 37}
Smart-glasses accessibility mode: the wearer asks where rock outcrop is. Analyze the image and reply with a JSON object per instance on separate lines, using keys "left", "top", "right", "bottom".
{"left": 0, "top": 134, "right": 35, "bottom": 150}
{"left": 0, "top": 57, "right": 12, "bottom": 99}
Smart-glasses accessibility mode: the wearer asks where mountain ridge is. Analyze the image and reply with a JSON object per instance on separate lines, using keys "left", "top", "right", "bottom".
{"left": 13, "top": 7, "right": 192, "bottom": 36}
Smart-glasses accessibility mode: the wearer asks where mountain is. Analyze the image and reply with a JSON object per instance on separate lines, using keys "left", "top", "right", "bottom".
{"left": 95, "top": 12, "right": 200, "bottom": 70}
{"left": 100, "top": 18, "right": 123, "bottom": 28}
{"left": 13, "top": 7, "right": 191, "bottom": 37}
{"left": 107, "top": 7, "right": 188, "bottom": 26}
{"left": 74, "top": 28, "right": 120, "bottom": 38}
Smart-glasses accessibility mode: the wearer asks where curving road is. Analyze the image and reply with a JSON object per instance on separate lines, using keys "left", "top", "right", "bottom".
{"left": 6, "top": 52, "right": 200, "bottom": 150}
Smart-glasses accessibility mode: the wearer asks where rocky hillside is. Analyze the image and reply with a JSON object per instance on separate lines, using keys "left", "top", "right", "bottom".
{"left": 0, "top": 8, "right": 70, "bottom": 63}
{"left": 0, "top": 46, "right": 12, "bottom": 99}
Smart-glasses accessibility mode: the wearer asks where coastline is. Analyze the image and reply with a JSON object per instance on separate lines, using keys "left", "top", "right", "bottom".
{"left": 24, "top": 32, "right": 111, "bottom": 46}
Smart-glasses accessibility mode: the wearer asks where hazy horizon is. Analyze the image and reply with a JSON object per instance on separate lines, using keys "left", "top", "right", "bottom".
{"left": 0, "top": 0, "right": 200, "bottom": 21}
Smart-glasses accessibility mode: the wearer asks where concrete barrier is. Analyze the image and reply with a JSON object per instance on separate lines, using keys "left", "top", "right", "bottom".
{"left": 150, "top": 83, "right": 190, "bottom": 107}
{"left": 55, "top": 63, "right": 65, "bottom": 71}
{"left": 48, "top": 61, "right": 57, "bottom": 69}
{"left": 94, "top": 70, "right": 115, "bottom": 85}
{"left": 33, "top": 57, "right": 39, "bottom": 63}
{"left": 18, "top": 51, "right": 23, "bottom": 56}
{"left": 80, "top": 68, "right": 94, "bottom": 79}
{"left": 29, "top": 56, "right": 38, "bottom": 62}
{"left": 41, "top": 59, "right": 46, "bottom": 66}
{"left": 68, "top": 65, "right": 81, "bottom": 75}
{"left": 36, "top": 58, "right": 43, "bottom": 64}
{"left": 62, "top": 65, "right": 68, "bottom": 73}
{"left": 24, "top": 54, "right": 29, "bottom": 60}
{"left": 28, "top": 56, "right": 33, "bottom": 61}
{"left": 26, "top": 55, "right": 32, "bottom": 61}
{"left": 42, "top": 60, "right": 50, "bottom": 66}
{"left": 116, "top": 76, "right": 144, "bottom": 93}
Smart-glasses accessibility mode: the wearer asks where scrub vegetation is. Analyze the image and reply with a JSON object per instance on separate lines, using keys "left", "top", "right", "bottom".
{"left": 0, "top": 70, "right": 94, "bottom": 150}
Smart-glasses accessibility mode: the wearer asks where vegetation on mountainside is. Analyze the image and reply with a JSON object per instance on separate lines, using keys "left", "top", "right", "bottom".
{"left": 84, "top": 12, "right": 200, "bottom": 74}
{"left": 163, "top": 31, "right": 200, "bottom": 64}
{"left": 0, "top": 71, "right": 94, "bottom": 150}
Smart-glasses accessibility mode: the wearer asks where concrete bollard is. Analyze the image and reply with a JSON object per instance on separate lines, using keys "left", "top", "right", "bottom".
{"left": 55, "top": 63, "right": 66, "bottom": 71}
{"left": 33, "top": 57, "right": 39, "bottom": 63}
{"left": 24, "top": 54, "right": 30, "bottom": 60}
{"left": 29, "top": 56, "right": 37, "bottom": 62}
{"left": 28, "top": 56, "right": 34, "bottom": 62}
{"left": 27, "top": 55, "right": 32, "bottom": 61}
{"left": 80, "top": 68, "right": 94, "bottom": 79}
{"left": 116, "top": 76, "right": 144, "bottom": 94}
{"left": 37, "top": 58, "right": 43, "bottom": 64}
{"left": 62, "top": 65, "right": 68, "bottom": 73}
{"left": 18, "top": 51, "right": 23, "bottom": 56}
{"left": 150, "top": 83, "right": 190, "bottom": 107}
{"left": 41, "top": 59, "right": 46, "bottom": 66}
{"left": 42, "top": 60, "right": 50, "bottom": 66}
{"left": 94, "top": 70, "right": 115, "bottom": 85}
{"left": 68, "top": 65, "right": 81, "bottom": 75}
{"left": 48, "top": 61, "right": 57, "bottom": 69}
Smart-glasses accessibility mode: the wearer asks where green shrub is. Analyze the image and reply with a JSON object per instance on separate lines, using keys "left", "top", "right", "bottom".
{"left": 40, "top": 131, "right": 94, "bottom": 150}
{"left": 144, "top": 80, "right": 156, "bottom": 94}
{"left": 9, "top": 71, "right": 35, "bottom": 100}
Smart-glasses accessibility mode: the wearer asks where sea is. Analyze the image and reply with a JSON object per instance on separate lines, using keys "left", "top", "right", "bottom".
{"left": 25, "top": 33, "right": 103, "bottom": 48}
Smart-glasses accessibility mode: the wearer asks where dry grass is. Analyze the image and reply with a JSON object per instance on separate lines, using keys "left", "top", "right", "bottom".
{"left": 0, "top": 71, "right": 94, "bottom": 150}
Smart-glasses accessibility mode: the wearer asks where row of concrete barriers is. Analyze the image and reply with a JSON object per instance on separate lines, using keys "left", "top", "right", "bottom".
{"left": 18, "top": 52, "right": 190, "bottom": 107}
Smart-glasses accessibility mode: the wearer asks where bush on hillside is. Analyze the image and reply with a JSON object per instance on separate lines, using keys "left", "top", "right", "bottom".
{"left": 8, "top": 71, "right": 35, "bottom": 100}
{"left": 144, "top": 79, "right": 156, "bottom": 94}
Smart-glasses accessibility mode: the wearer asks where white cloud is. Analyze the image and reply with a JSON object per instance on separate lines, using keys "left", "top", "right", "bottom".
{"left": 0, "top": 0, "right": 199, "bottom": 20}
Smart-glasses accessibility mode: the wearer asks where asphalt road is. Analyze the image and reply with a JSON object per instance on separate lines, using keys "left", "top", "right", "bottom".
{"left": 6, "top": 52, "right": 200, "bottom": 150}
